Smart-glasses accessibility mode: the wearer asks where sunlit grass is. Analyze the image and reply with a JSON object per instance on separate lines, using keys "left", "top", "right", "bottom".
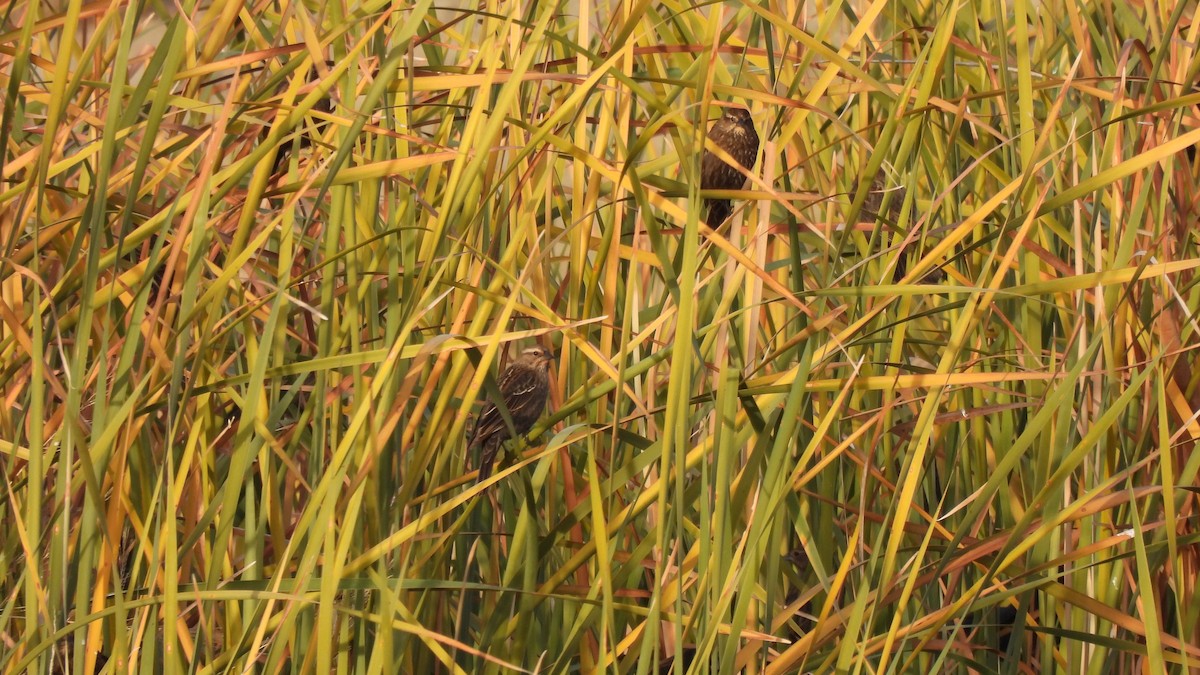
{"left": 2, "top": 0, "right": 1199, "bottom": 673}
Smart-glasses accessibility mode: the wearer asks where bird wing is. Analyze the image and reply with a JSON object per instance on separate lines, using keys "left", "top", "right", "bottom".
{"left": 701, "top": 122, "right": 759, "bottom": 225}
{"left": 468, "top": 399, "right": 501, "bottom": 449}
{"left": 468, "top": 365, "right": 547, "bottom": 448}
{"left": 702, "top": 125, "right": 758, "bottom": 186}
{"left": 700, "top": 141, "right": 738, "bottom": 190}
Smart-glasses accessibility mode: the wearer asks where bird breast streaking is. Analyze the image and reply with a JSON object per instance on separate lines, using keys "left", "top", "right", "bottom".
{"left": 468, "top": 345, "right": 556, "bottom": 482}
{"left": 700, "top": 106, "right": 760, "bottom": 226}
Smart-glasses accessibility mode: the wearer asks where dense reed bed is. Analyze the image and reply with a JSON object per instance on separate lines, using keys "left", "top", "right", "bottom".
{"left": 2, "top": 0, "right": 1200, "bottom": 672}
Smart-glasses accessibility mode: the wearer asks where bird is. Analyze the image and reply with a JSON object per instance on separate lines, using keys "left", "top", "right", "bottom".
{"left": 700, "top": 106, "right": 760, "bottom": 226}
{"left": 856, "top": 174, "right": 896, "bottom": 225}
{"left": 853, "top": 174, "right": 944, "bottom": 282}
{"left": 270, "top": 60, "right": 335, "bottom": 178}
{"left": 468, "top": 345, "right": 556, "bottom": 481}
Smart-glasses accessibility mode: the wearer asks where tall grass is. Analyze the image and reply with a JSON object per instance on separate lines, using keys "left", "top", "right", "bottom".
{"left": 2, "top": 0, "right": 1199, "bottom": 672}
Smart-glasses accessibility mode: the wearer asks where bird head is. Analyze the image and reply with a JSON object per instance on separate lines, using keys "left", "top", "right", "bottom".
{"left": 518, "top": 345, "right": 557, "bottom": 369}
{"left": 722, "top": 106, "right": 753, "bottom": 126}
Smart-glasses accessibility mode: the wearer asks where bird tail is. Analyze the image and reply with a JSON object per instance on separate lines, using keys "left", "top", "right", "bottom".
{"left": 705, "top": 199, "right": 732, "bottom": 226}
{"left": 476, "top": 437, "right": 501, "bottom": 482}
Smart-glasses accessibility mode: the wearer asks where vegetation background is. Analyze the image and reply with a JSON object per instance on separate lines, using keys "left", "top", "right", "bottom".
{"left": 2, "top": 0, "right": 1199, "bottom": 672}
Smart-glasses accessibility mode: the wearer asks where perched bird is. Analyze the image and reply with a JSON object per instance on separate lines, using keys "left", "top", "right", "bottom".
{"left": 853, "top": 174, "right": 944, "bottom": 282}
{"left": 270, "top": 60, "right": 335, "bottom": 177}
{"left": 656, "top": 646, "right": 697, "bottom": 674}
{"left": 468, "top": 345, "right": 556, "bottom": 481}
{"left": 700, "top": 106, "right": 760, "bottom": 225}
{"left": 856, "top": 174, "right": 897, "bottom": 225}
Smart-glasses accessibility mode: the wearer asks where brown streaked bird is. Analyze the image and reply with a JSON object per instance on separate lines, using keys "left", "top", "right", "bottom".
{"left": 270, "top": 60, "right": 335, "bottom": 177}
{"left": 700, "top": 106, "right": 760, "bottom": 226}
{"left": 469, "top": 345, "right": 556, "bottom": 481}
{"left": 853, "top": 174, "right": 945, "bottom": 282}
